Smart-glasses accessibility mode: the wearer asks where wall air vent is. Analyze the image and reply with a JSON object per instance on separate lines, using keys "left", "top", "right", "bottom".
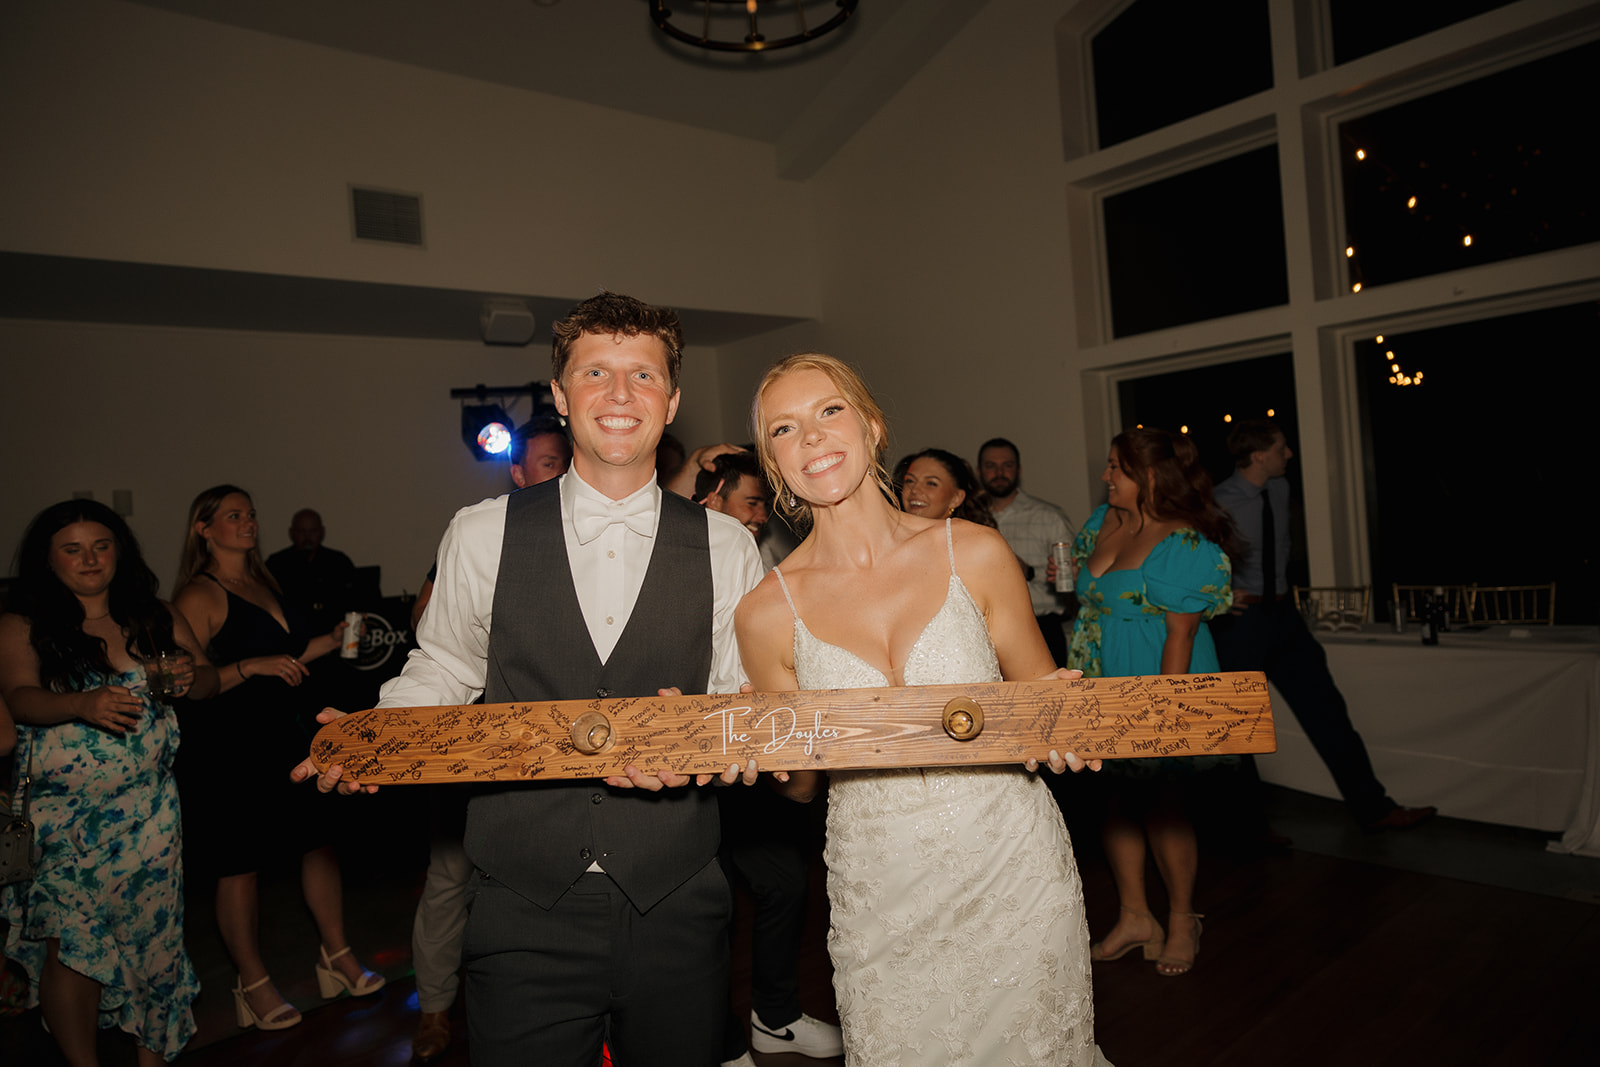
{"left": 351, "top": 186, "right": 424, "bottom": 246}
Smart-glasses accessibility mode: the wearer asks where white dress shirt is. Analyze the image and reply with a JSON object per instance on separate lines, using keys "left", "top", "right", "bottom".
{"left": 377, "top": 470, "right": 765, "bottom": 712}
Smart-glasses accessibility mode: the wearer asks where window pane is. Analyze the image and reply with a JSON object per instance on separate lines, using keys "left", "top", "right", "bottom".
{"left": 1330, "top": 0, "right": 1517, "bottom": 66}
{"left": 1339, "top": 42, "right": 1600, "bottom": 290}
{"left": 1104, "top": 145, "right": 1289, "bottom": 337}
{"left": 1356, "top": 301, "right": 1599, "bottom": 623}
{"left": 1115, "top": 353, "right": 1308, "bottom": 587}
{"left": 1091, "top": 0, "right": 1272, "bottom": 148}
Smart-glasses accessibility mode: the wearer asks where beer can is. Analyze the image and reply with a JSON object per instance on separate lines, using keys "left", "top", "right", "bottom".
{"left": 340, "top": 611, "right": 364, "bottom": 659}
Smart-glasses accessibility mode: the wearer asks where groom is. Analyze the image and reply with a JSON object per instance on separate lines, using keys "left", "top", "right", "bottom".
{"left": 298, "top": 292, "right": 765, "bottom": 1066}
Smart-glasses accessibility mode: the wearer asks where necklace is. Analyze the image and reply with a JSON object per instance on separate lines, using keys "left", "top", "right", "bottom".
{"left": 84, "top": 613, "right": 111, "bottom": 621}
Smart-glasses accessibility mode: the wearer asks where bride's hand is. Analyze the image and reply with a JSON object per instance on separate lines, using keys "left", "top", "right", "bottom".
{"left": 1025, "top": 668, "right": 1103, "bottom": 774}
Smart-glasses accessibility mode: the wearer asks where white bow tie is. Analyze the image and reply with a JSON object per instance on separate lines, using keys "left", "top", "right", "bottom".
{"left": 572, "top": 495, "right": 655, "bottom": 545}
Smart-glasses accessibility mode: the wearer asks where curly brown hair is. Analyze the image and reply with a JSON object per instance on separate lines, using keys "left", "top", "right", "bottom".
{"left": 1112, "top": 428, "right": 1238, "bottom": 556}
{"left": 550, "top": 291, "right": 684, "bottom": 391}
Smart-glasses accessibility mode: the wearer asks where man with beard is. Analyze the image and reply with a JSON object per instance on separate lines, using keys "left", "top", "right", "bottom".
{"left": 976, "top": 437, "right": 1075, "bottom": 667}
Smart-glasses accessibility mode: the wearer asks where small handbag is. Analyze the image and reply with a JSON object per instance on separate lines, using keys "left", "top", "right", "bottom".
{"left": 0, "top": 750, "right": 36, "bottom": 887}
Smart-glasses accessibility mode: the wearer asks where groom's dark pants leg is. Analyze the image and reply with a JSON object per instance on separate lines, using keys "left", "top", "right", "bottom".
{"left": 464, "top": 859, "right": 731, "bottom": 1067}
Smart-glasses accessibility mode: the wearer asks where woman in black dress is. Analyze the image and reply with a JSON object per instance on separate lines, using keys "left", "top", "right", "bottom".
{"left": 173, "top": 485, "right": 383, "bottom": 1031}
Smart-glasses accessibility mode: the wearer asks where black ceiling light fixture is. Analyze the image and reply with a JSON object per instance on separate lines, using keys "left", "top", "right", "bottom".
{"left": 650, "top": 0, "right": 858, "bottom": 54}
{"left": 453, "top": 382, "right": 560, "bottom": 462}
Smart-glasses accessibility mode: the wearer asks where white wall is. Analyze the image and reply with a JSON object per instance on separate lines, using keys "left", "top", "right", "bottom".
{"left": 796, "top": 0, "right": 1095, "bottom": 524}
{"left": 0, "top": 0, "right": 819, "bottom": 319}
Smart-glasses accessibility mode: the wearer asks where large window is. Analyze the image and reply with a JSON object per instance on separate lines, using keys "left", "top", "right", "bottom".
{"left": 1091, "top": 0, "right": 1272, "bottom": 148}
{"left": 1339, "top": 41, "right": 1600, "bottom": 290}
{"left": 1104, "top": 145, "right": 1288, "bottom": 337}
{"left": 1355, "top": 300, "right": 1598, "bottom": 623}
{"left": 1059, "top": 0, "right": 1600, "bottom": 617}
{"left": 1329, "top": 0, "right": 1518, "bottom": 66}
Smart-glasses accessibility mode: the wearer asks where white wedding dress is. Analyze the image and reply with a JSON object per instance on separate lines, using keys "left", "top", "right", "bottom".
{"left": 772, "top": 522, "right": 1111, "bottom": 1067}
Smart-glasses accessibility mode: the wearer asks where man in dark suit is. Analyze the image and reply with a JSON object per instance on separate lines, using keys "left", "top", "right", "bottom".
{"left": 299, "top": 293, "right": 765, "bottom": 1066}
{"left": 1211, "top": 419, "right": 1435, "bottom": 832}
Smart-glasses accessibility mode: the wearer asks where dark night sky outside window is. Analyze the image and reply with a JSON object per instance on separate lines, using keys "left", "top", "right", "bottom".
{"left": 1356, "top": 301, "right": 1598, "bottom": 623}
{"left": 1330, "top": 0, "right": 1518, "bottom": 66}
{"left": 1339, "top": 41, "right": 1600, "bottom": 290}
{"left": 1104, "top": 144, "right": 1289, "bottom": 337}
{"left": 1091, "top": 0, "right": 1272, "bottom": 148}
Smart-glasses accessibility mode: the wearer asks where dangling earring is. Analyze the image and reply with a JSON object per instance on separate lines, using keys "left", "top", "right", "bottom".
{"left": 788, "top": 489, "right": 797, "bottom": 508}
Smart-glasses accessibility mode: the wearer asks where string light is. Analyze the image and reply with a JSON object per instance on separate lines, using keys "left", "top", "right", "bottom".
{"left": 1375, "top": 335, "right": 1384, "bottom": 343}
{"left": 1463, "top": 234, "right": 1473, "bottom": 247}
{"left": 1356, "top": 149, "right": 1366, "bottom": 160}
{"left": 1180, "top": 425, "right": 1189, "bottom": 434}
{"left": 1352, "top": 282, "right": 1363, "bottom": 293}
{"left": 1407, "top": 196, "right": 1417, "bottom": 209}
{"left": 1266, "top": 408, "right": 1275, "bottom": 417}
{"left": 1223, "top": 414, "right": 1233, "bottom": 423}
{"left": 1345, "top": 246, "right": 1355, "bottom": 257}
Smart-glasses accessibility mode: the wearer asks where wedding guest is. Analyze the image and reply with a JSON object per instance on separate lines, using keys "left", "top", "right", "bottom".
{"left": 977, "top": 438, "right": 1076, "bottom": 666}
{"left": 895, "top": 447, "right": 996, "bottom": 527}
{"left": 1068, "top": 428, "right": 1234, "bottom": 977}
{"left": 1, "top": 499, "right": 216, "bottom": 1064}
{"left": 173, "top": 486, "right": 382, "bottom": 1033}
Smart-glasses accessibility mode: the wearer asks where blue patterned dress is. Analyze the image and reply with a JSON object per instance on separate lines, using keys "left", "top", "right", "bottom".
{"left": 3, "top": 665, "right": 199, "bottom": 1061}
{"left": 1067, "top": 504, "right": 1234, "bottom": 776}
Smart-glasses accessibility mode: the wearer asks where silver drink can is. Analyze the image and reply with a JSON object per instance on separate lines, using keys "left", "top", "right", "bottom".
{"left": 340, "top": 611, "right": 364, "bottom": 658}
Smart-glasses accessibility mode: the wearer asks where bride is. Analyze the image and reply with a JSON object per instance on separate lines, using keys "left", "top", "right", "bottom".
{"left": 735, "top": 354, "right": 1114, "bottom": 1066}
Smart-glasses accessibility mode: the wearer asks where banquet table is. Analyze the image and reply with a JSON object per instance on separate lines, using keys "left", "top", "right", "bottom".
{"left": 1252, "top": 623, "right": 1600, "bottom": 856}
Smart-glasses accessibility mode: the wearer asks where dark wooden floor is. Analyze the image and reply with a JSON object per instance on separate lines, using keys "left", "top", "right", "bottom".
{"left": 4, "top": 783, "right": 1599, "bottom": 1066}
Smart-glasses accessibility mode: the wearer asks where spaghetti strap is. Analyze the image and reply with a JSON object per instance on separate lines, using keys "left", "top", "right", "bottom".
{"left": 772, "top": 567, "right": 800, "bottom": 620}
{"left": 944, "top": 517, "right": 956, "bottom": 573}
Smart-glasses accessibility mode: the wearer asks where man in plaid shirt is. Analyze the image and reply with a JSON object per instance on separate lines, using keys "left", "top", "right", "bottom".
{"left": 977, "top": 437, "right": 1075, "bottom": 667}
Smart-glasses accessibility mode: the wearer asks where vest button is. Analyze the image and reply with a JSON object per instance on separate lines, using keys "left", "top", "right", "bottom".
{"left": 596, "top": 687, "right": 611, "bottom": 698}
{"left": 590, "top": 793, "right": 603, "bottom": 804}
{"left": 580, "top": 848, "right": 593, "bottom": 861}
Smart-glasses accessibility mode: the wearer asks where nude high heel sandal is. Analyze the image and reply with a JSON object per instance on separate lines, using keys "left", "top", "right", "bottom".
{"left": 233, "top": 975, "right": 301, "bottom": 1030}
{"left": 1154, "top": 911, "right": 1204, "bottom": 977}
{"left": 316, "top": 944, "right": 387, "bottom": 998}
{"left": 1090, "top": 905, "right": 1166, "bottom": 962}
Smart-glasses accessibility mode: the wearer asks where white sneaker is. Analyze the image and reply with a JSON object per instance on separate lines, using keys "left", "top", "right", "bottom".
{"left": 750, "top": 1010, "right": 845, "bottom": 1059}
{"left": 721, "top": 1054, "right": 758, "bottom": 1067}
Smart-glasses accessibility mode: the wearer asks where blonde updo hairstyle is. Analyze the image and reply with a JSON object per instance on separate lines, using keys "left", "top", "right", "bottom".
{"left": 751, "top": 352, "right": 894, "bottom": 531}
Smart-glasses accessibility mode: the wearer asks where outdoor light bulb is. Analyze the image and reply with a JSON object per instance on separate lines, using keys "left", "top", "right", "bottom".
{"left": 1345, "top": 246, "right": 1355, "bottom": 257}
{"left": 1224, "top": 414, "right": 1233, "bottom": 423}
{"left": 1352, "top": 283, "right": 1362, "bottom": 293}
{"left": 1356, "top": 149, "right": 1366, "bottom": 160}
{"left": 1463, "top": 234, "right": 1473, "bottom": 247}
{"left": 1407, "top": 196, "right": 1417, "bottom": 208}
{"left": 1391, "top": 363, "right": 1400, "bottom": 372}
{"left": 1389, "top": 377, "right": 1397, "bottom": 384}
{"left": 1376, "top": 335, "right": 1384, "bottom": 343}
{"left": 1180, "top": 426, "right": 1189, "bottom": 434}
{"left": 1267, "top": 408, "right": 1275, "bottom": 417}
{"left": 1386, "top": 350, "right": 1394, "bottom": 358}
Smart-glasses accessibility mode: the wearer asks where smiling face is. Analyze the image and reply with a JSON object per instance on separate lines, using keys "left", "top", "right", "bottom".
{"left": 49, "top": 521, "right": 119, "bottom": 600}
{"left": 760, "top": 367, "right": 883, "bottom": 512}
{"left": 201, "top": 492, "right": 259, "bottom": 553}
{"left": 551, "top": 331, "right": 680, "bottom": 498}
{"left": 708, "top": 473, "right": 771, "bottom": 538}
{"left": 901, "top": 456, "right": 967, "bottom": 518}
{"left": 1102, "top": 448, "right": 1141, "bottom": 511}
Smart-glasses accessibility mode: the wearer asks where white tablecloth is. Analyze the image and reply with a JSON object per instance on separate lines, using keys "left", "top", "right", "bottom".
{"left": 1253, "top": 625, "right": 1600, "bottom": 855}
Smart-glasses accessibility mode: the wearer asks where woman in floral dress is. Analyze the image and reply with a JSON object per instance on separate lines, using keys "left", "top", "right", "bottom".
{"left": 1068, "top": 428, "right": 1234, "bottom": 978}
{"left": 1, "top": 500, "right": 216, "bottom": 1064}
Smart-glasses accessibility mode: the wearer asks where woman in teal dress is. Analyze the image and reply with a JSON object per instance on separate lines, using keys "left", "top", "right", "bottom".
{"left": 1067, "top": 428, "right": 1234, "bottom": 978}
{"left": 0, "top": 500, "right": 218, "bottom": 1064}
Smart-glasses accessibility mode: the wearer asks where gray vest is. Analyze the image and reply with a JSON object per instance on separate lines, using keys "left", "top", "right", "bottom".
{"left": 464, "top": 479, "right": 717, "bottom": 911}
